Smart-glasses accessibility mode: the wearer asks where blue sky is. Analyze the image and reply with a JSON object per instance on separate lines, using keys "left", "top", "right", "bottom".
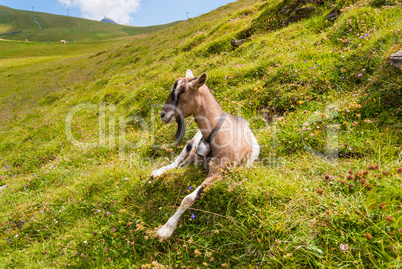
{"left": 0, "top": 0, "right": 236, "bottom": 26}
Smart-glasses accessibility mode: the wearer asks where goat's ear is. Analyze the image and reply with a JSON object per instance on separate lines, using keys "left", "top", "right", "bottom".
{"left": 185, "top": 69, "right": 194, "bottom": 78}
{"left": 190, "top": 73, "right": 207, "bottom": 91}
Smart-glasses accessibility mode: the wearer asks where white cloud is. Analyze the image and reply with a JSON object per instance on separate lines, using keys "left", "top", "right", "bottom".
{"left": 58, "top": 0, "right": 140, "bottom": 25}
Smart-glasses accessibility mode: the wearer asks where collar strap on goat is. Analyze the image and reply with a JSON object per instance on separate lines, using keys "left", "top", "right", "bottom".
{"left": 205, "top": 112, "right": 227, "bottom": 143}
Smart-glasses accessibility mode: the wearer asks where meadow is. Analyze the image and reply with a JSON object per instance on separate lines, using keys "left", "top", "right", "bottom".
{"left": 0, "top": 0, "right": 401, "bottom": 267}
{"left": 0, "top": 5, "right": 180, "bottom": 42}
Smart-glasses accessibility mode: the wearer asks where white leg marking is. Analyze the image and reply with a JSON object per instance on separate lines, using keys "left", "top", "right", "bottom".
{"left": 156, "top": 185, "right": 202, "bottom": 240}
{"left": 151, "top": 131, "right": 203, "bottom": 178}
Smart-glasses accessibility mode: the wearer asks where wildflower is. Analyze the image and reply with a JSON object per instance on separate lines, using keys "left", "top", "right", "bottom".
{"left": 74, "top": 252, "right": 78, "bottom": 255}
{"left": 84, "top": 241, "right": 87, "bottom": 244}
{"left": 111, "top": 227, "right": 116, "bottom": 232}
{"left": 194, "top": 249, "right": 201, "bottom": 256}
{"left": 191, "top": 213, "right": 195, "bottom": 220}
{"left": 397, "top": 168, "right": 402, "bottom": 173}
{"left": 189, "top": 186, "right": 193, "bottom": 190}
{"left": 107, "top": 212, "right": 110, "bottom": 216}
{"left": 106, "top": 247, "right": 109, "bottom": 251}
{"left": 107, "top": 257, "right": 111, "bottom": 263}
{"left": 339, "top": 243, "right": 348, "bottom": 251}
{"left": 99, "top": 204, "right": 102, "bottom": 207}
{"left": 97, "top": 210, "right": 101, "bottom": 213}
{"left": 385, "top": 215, "right": 393, "bottom": 221}
{"left": 317, "top": 189, "right": 324, "bottom": 195}
{"left": 365, "top": 233, "right": 372, "bottom": 240}
{"left": 9, "top": 239, "right": 11, "bottom": 242}
{"left": 306, "top": 128, "right": 309, "bottom": 131}
{"left": 379, "top": 203, "right": 385, "bottom": 209}
{"left": 342, "top": 76, "right": 345, "bottom": 79}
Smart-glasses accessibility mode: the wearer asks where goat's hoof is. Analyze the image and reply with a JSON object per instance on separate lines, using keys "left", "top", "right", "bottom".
{"left": 150, "top": 170, "right": 163, "bottom": 179}
{"left": 156, "top": 225, "right": 174, "bottom": 241}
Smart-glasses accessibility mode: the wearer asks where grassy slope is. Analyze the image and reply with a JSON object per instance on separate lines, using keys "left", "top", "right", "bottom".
{"left": 0, "top": 0, "right": 402, "bottom": 267}
{"left": 0, "top": 5, "right": 181, "bottom": 42}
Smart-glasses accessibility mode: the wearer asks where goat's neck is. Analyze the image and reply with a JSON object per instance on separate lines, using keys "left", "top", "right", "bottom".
{"left": 193, "top": 87, "right": 224, "bottom": 139}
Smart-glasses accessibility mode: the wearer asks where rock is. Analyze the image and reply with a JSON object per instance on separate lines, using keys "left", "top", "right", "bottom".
{"left": 231, "top": 39, "right": 245, "bottom": 47}
{"left": 326, "top": 9, "right": 340, "bottom": 20}
{"left": 389, "top": 50, "right": 402, "bottom": 68}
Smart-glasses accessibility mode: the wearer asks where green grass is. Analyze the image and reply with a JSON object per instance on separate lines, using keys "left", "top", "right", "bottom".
{"left": 0, "top": 0, "right": 401, "bottom": 267}
{"left": 0, "top": 5, "right": 181, "bottom": 42}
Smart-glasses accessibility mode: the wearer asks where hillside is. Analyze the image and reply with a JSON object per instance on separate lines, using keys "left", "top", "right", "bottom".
{"left": 0, "top": 0, "right": 401, "bottom": 267}
{"left": 0, "top": 5, "right": 181, "bottom": 42}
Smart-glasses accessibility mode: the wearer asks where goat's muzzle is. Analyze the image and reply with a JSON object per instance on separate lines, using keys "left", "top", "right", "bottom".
{"left": 160, "top": 104, "right": 185, "bottom": 144}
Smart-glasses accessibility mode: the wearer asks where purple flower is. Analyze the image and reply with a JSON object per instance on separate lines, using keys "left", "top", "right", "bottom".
{"left": 306, "top": 128, "right": 309, "bottom": 131}
{"left": 191, "top": 213, "right": 195, "bottom": 220}
{"left": 74, "top": 252, "right": 78, "bottom": 255}
{"left": 342, "top": 76, "right": 345, "bottom": 80}
{"left": 189, "top": 186, "right": 193, "bottom": 190}
{"left": 358, "top": 73, "right": 363, "bottom": 78}
{"left": 111, "top": 227, "right": 116, "bottom": 232}
{"left": 107, "top": 212, "right": 110, "bottom": 216}
{"left": 106, "top": 247, "right": 109, "bottom": 251}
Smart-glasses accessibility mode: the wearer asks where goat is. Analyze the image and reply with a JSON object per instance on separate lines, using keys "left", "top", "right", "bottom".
{"left": 60, "top": 40, "right": 67, "bottom": 44}
{"left": 151, "top": 70, "right": 260, "bottom": 240}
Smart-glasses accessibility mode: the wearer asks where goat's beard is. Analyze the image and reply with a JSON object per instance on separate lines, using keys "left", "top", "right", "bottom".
{"left": 174, "top": 115, "right": 185, "bottom": 144}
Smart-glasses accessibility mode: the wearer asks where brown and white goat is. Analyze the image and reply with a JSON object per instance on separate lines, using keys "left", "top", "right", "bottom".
{"left": 151, "top": 70, "right": 260, "bottom": 240}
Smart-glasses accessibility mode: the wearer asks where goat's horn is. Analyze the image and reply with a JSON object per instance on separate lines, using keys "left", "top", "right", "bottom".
{"left": 174, "top": 116, "right": 185, "bottom": 144}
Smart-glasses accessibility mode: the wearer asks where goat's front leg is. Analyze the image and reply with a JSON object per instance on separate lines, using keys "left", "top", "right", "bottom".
{"left": 156, "top": 169, "right": 220, "bottom": 240}
{"left": 151, "top": 131, "right": 203, "bottom": 178}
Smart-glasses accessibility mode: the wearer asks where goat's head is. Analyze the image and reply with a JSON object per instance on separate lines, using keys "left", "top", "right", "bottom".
{"left": 160, "top": 70, "right": 207, "bottom": 143}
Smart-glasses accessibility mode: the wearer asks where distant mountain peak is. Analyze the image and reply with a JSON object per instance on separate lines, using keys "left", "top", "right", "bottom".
{"left": 101, "top": 16, "right": 117, "bottom": 24}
